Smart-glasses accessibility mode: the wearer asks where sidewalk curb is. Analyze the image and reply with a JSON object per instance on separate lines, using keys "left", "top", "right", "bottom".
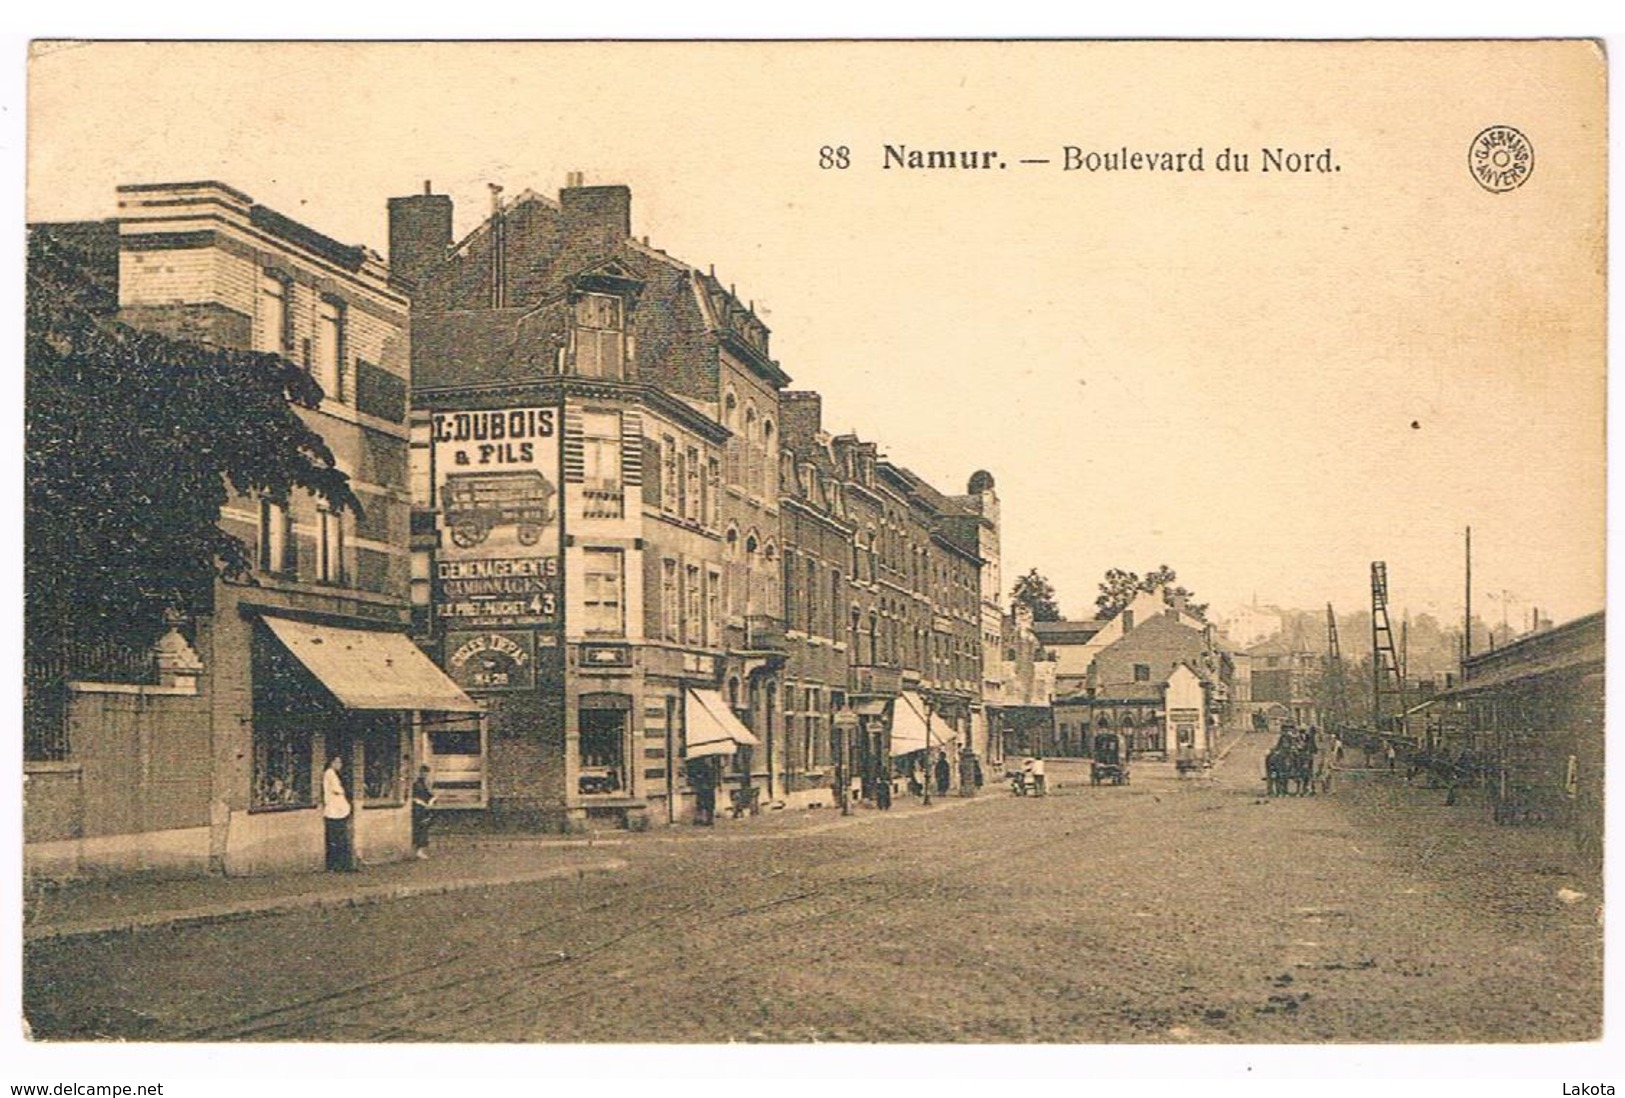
{"left": 24, "top": 857, "right": 627, "bottom": 944}
{"left": 451, "top": 789, "right": 1000, "bottom": 850}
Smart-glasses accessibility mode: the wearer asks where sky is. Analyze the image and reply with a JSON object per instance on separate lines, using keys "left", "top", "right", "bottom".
{"left": 25, "top": 40, "right": 1608, "bottom": 630}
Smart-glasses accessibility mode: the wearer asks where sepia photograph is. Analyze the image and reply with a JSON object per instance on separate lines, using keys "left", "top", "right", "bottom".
{"left": 11, "top": 33, "right": 1614, "bottom": 1086}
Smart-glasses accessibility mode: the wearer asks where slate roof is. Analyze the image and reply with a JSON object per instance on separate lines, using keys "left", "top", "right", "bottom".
{"left": 880, "top": 462, "right": 972, "bottom": 518}
{"left": 1032, "top": 619, "right": 1107, "bottom": 645}
{"left": 411, "top": 188, "right": 787, "bottom": 398}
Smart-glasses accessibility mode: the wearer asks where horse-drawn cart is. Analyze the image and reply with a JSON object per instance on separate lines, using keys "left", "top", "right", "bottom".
{"left": 1090, "top": 732, "right": 1130, "bottom": 786}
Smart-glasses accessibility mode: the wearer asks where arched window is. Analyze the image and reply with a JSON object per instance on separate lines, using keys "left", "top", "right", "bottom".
{"left": 762, "top": 418, "right": 776, "bottom": 495}
{"left": 763, "top": 540, "right": 780, "bottom": 617}
{"left": 743, "top": 403, "right": 761, "bottom": 495}
{"left": 723, "top": 389, "right": 740, "bottom": 486}
{"left": 806, "top": 557, "right": 820, "bottom": 635}
{"left": 867, "top": 612, "right": 879, "bottom": 666}
{"left": 782, "top": 548, "right": 798, "bottom": 628}
{"left": 743, "top": 532, "right": 760, "bottom": 615}
{"left": 725, "top": 526, "right": 741, "bottom": 615}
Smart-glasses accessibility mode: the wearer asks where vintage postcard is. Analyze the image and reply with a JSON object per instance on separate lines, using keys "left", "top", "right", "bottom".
{"left": 15, "top": 37, "right": 1610, "bottom": 1085}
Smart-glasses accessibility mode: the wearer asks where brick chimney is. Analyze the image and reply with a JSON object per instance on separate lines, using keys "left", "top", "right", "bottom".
{"left": 387, "top": 181, "right": 453, "bottom": 292}
{"left": 560, "top": 181, "right": 631, "bottom": 255}
{"left": 779, "top": 391, "right": 824, "bottom": 446}
{"left": 1169, "top": 592, "right": 1188, "bottom": 616}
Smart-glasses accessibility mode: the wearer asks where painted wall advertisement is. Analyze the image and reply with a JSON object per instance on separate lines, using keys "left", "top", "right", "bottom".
{"left": 432, "top": 407, "right": 562, "bottom": 637}
{"left": 444, "top": 630, "right": 538, "bottom": 692}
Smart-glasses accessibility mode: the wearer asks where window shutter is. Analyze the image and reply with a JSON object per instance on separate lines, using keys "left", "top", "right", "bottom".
{"left": 641, "top": 437, "right": 662, "bottom": 507}
{"left": 621, "top": 412, "right": 642, "bottom": 487}
{"left": 562, "top": 409, "right": 585, "bottom": 484}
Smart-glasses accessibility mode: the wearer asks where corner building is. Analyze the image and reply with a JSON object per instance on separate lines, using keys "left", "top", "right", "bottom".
{"left": 402, "top": 181, "right": 785, "bottom": 829}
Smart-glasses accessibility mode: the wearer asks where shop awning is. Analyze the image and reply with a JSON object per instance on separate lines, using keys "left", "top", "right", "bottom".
{"left": 684, "top": 688, "right": 761, "bottom": 758}
{"left": 889, "top": 691, "right": 939, "bottom": 756}
{"left": 261, "top": 617, "right": 482, "bottom": 713}
{"left": 852, "top": 699, "right": 888, "bottom": 717}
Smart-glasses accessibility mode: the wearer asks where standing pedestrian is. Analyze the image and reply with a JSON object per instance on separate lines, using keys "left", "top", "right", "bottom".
{"left": 692, "top": 757, "right": 717, "bottom": 826}
{"left": 323, "top": 755, "right": 354, "bottom": 872}
{"left": 411, "top": 764, "right": 436, "bottom": 859}
{"left": 1385, "top": 742, "right": 1397, "bottom": 772}
{"left": 1030, "top": 755, "right": 1047, "bottom": 796}
{"left": 934, "top": 752, "right": 951, "bottom": 796}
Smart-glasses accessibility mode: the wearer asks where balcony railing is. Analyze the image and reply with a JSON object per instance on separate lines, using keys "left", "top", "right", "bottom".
{"left": 743, "top": 615, "right": 787, "bottom": 652}
{"left": 581, "top": 485, "right": 625, "bottom": 520}
{"left": 849, "top": 664, "right": 902, "bottom": 697}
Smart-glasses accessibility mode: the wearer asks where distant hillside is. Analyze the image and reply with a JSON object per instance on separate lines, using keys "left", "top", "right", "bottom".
{"left": 1220, "top": 605, "right": 1519, "bottom": 683}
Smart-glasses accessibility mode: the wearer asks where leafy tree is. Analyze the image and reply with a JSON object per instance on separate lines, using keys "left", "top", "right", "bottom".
{"left": 1011, "top": 568, "right": 1062, "bottom": 622}
{"left": 1094, "top": 568, "right": 1143, "bottom": 621}
{"left": 26, "top": 223, "right": 359, "bottom": 653}
{"left": 1094, "top": 564, "right": 1208, "bottom": 622}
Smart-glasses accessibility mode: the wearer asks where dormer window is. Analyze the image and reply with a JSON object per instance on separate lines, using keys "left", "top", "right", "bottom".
{"left": 574, "top": 293, "right": 624, "bottom": 379}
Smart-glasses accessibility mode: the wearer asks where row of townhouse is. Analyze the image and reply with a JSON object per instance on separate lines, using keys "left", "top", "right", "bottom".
{"left": 398, "top": 179, "right": 1041, "bottom": 829}
{"left": 23, "top": 173, "right": 1057, "bottom": 876}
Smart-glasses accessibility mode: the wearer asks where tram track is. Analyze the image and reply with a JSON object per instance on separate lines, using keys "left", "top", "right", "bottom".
{"left": 186, "top": 800, "right": 1100, "bottom": 1042}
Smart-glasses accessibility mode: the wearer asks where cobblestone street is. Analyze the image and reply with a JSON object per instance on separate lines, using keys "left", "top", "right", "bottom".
{"left": 24, "top": 734, "right": 1602, "bottom": 1044}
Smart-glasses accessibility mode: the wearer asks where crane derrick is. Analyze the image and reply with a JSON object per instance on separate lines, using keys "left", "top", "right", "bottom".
{"left": 1370, "top": 562, "right": 1407, "bottom": 738}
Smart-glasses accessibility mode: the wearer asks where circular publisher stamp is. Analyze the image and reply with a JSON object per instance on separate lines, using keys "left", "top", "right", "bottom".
{"left": 1469, "top": 126, "right": 1534, "bottom": 193}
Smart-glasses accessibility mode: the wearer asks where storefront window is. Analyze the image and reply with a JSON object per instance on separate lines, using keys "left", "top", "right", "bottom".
{"left": 251, "top": 628, "right": 318, "bottom": 810}
{"left": 252, "top": 716, "right": 313, "bottom": 809}
{"left": 579, "top": 702, "right": 628, "bottom": 795}
{"left": 361, "top": 714, "right": 404, "bottom": 802}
